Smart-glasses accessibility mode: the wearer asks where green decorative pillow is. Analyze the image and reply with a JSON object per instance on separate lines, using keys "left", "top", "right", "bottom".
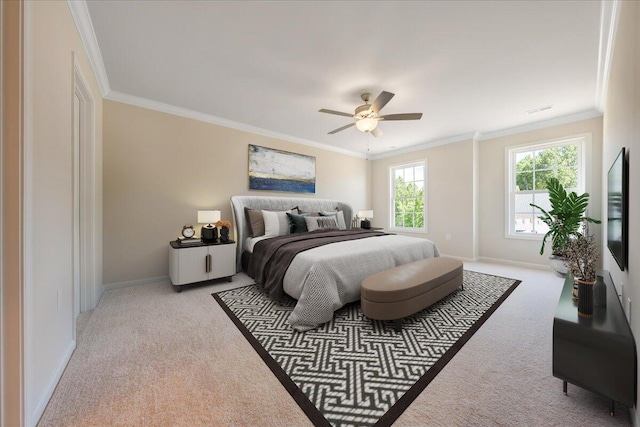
{"left": 287, "top": 212, "right": 310, "bottom": 233}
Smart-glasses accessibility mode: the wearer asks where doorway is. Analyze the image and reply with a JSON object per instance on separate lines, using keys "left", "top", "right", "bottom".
{"left": 72, "top": 60, "right": 97, "bottom": 338}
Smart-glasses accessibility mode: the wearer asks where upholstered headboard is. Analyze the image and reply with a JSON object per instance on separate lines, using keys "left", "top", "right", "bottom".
{"left": 230, "top": 195, "right": 354, "bottom": 272}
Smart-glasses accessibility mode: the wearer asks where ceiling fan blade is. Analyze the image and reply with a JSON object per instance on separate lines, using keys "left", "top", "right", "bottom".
{"left": 319, "top": 109, "right": 354, "bottom": 118}
{"left": 328, "top": 122, "right": 355, "bottom": 134}
{"left": 369, "top": 91, "right": 395, "bottom": 114}
{"left": 371, "top": 126, "right": 383, "bottom": 138}
{"left": 378, "top": 113, "right": 423, "bottom": 121}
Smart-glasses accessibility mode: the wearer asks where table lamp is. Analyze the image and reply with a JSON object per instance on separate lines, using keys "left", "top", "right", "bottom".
{"left": 358, "top": 210, "right": 373, "bottom": 229}
{"left": 198, "top": 210, "right": 221, "bottom": 242}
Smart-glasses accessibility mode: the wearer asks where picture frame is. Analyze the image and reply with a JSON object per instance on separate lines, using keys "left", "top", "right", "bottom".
{"left": 248, "top": 144, "right": 316, "bottom": 194}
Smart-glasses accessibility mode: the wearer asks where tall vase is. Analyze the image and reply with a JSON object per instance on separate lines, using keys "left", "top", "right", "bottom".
{"left": 577, "top": 278, "right": 594, "bottom": 316}
{"left": 594, "top": 275, "right": 607, "bottom": 308}
{"left": 220, "top": 226, "right": 230, "bottom": 242}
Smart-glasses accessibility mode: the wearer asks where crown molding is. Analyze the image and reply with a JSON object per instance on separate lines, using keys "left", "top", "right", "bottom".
{"left": 65, "top": 0, "right": 612, "bottom": 162}
{"left": 66, "top": 0, "right": 110, "bottom": 97}
{"left": 369, "top": 132, "right": 478, "bottom": 160}
{"left": 106, "top": 91, "right": 366, "bottom": 159}
{"left": 595, "top": 0, "right": 621, "bottom": 112}
{"left": 477, "top": 110, "right": 602, "bottom": 141}
{"left": 369, "top": 110, "right": 602, "bottom": 160}
{"left": 103, "top": 89, "right": 604, "bottom": 161}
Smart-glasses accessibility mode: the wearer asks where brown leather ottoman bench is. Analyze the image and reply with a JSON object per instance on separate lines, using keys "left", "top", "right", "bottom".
{"left": 361, "top": 257, "right": 464, "bottom": 331}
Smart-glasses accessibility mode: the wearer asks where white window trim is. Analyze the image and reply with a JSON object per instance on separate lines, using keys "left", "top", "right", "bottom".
{"left": 504, "top": 133, "right": 591, "bottom": 240}
{"left": 389, "top": 159, "right": 428, "bottom": 234}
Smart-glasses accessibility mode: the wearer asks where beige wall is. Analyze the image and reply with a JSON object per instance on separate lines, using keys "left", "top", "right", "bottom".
{"left": 1, "top": 0, "right": 632, "bottom": 424}
{"left": 602, "top": 1, "right": 640, "bottom": 421}
{"left": 26, "top": 1, "right": 103, "bottom": 424}
{"left": 370, "top": 117, "right": 603, "bottom": 266}
{"left": 2, "top": 1, "right": 24, "bottom": 425}
{"left": 478, "top": 117, "right": 603, "bottom": 266}
{"left": 102, "top": 100, "right": 369, "bottom": 285}
{"left": 371, "top": 139, "right": 476, "bottom": 259}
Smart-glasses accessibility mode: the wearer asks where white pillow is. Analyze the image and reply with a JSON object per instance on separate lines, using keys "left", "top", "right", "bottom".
{"left": 305, "top": 216, "right": 338, "bottom": 232}
{"left": 320, "top": 210, "right": 347, "bottom": 230}
{"left": 262, "top": 210, "right": 291, "bottom": 237}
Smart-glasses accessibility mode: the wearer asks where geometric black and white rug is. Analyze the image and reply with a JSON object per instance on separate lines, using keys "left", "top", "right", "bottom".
{"left": 213, "top": 270, "right": 521, "bottom": 427}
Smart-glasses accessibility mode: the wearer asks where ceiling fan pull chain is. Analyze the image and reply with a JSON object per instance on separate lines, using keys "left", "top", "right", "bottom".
{"left": 366, "top": 132, "right": 370, "bottom": 160}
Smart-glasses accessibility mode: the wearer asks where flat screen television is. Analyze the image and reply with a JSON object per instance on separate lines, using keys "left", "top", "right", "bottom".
{"left": 607, "top": 147, "right": 628, "bottom": 271}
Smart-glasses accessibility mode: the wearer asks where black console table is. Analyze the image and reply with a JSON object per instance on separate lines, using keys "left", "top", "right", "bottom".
{"left": 553, "top": 270, "right": 636, "bottom": 415}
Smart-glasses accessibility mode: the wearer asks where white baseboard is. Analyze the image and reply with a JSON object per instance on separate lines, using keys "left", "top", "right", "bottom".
{"left": 433, "top": 254, "right": 552, "bottom": 272}
{"left": 476, "top": 256, "right": 551, "bottom": 271}
{"left": 95, "top": 284, "right": 104, "bottom": 308}
{"left": 30, "top": 340, "right": 76, "bottom": 427}
{"left": 439, "top": 254, "right": 479, "bottom": 263}
{"left": 103, "top": 275, "right": 170, "bottom": 292}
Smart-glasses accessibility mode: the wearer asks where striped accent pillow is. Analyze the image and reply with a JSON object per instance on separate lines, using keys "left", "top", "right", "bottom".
{"left": 305, "top": 216, "right": 338, "bottom": 232}
{"left": 262, "top": 210, "right": 291, "bottom": 237}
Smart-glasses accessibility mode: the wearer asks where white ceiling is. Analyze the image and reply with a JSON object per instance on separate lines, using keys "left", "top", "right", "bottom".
{"left": 82, "top": 0, "right": 608, "bottom": 157}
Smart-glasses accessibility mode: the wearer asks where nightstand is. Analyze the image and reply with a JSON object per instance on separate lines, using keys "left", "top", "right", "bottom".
{"left": 169, "top": 240, "right": 236, "bottom": 292}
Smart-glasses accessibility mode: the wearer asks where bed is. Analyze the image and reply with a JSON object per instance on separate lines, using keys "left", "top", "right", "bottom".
{"left": 230, "top": 195, "right": 440, "bottom": 331}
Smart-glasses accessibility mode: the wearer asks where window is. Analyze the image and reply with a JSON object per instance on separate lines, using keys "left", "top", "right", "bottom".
{"left": 390, "top": 161, "right": 426, "bottom": 231}
{"left": 506, "top": 136, "right": 585, "bottom": 238}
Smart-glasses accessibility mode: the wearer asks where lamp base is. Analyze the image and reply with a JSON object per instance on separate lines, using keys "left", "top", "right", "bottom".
{"left": 360, "top": 219, "right": 371, "bottom": 229}
{"left": 201, "top": 226, "right": 218, "bottom": 242}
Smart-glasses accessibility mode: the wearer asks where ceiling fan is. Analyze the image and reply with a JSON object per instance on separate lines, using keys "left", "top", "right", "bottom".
{"left": 319, "top": 91, "right": 422, "bottom": 137}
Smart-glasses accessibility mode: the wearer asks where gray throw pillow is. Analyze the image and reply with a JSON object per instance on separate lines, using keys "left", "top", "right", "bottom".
{"left": 245, "top": 208, "right": 265, "bottom": 237}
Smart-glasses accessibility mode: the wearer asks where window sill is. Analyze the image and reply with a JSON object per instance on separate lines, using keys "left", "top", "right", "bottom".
{"left": 505, "top": 232, "right": 545, "bottom": 241}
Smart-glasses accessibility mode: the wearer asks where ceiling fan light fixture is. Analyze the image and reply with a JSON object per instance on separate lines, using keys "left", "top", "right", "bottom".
{"left": 356, "top": 117, "right": 378, "bottom": 132}
{"left": 320, "top": 91, "right": 421, "bottom": 136}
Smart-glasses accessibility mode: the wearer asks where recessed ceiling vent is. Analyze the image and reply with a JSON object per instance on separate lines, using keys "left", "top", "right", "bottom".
{"left": 526, "top": 104, "right": 553, "bottom": 114}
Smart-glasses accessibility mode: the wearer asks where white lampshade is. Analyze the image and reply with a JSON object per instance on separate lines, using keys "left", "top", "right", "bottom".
{"left": 197, "top": 210, "right": 221, "bottom": 225}
{"left": 358, "top": 210, "right": 374, "bottom": 219}
{"left": 355, "top": 117, "right": 378, "bottom": 132}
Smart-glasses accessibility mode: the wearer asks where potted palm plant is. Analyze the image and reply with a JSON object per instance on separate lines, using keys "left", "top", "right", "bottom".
{"left": 530, "top": 177, "right": 600, "bottom": 276}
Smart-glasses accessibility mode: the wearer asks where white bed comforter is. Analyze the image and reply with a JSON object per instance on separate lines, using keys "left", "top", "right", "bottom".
{"left": 282, "top": 234, "right": 440, "bottom": 331}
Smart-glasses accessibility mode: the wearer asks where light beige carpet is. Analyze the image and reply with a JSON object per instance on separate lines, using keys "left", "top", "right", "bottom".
{"left": 39, "top": 262, "right": 632, "bottom": 426}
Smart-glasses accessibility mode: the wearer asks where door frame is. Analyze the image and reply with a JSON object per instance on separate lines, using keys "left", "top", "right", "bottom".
{"left": 73, "top": 57, "right": 98, "bottom": 316}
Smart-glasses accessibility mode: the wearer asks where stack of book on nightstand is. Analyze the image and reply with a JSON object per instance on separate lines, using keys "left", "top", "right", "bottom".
{"left": 177, "top": 237, "right": 202, "bottom": 246}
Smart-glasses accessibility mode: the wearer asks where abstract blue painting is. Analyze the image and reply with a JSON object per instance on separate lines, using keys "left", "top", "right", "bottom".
{"left": 248, "top": 145, "right": 316, "bottom": 193}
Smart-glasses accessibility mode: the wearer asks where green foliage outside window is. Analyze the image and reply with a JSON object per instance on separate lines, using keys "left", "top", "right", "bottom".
{"left": 393, "top": 176, "right": 424, "bottom": 228}
{"left": 515, "top": 145, "right": 578, "bottom": 191}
